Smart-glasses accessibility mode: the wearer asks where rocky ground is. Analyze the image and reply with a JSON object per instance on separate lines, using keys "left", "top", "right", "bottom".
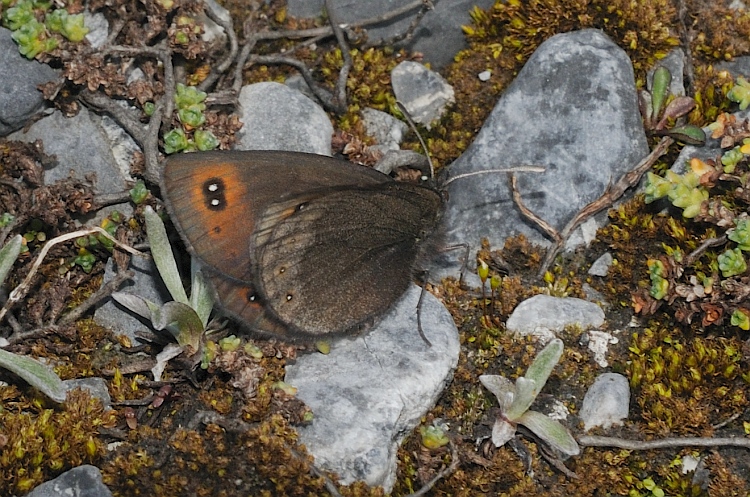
{"left": 0, "top": 0, "right": 749, "bottom": 496}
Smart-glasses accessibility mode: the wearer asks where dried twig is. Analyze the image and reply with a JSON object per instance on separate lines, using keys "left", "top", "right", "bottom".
{"left": 232, "top": 34, "right": 257, "bottom": 93}
{"left": 248, "top": 54, "right": 339, "bottom": 111}
{"left": 248, "top": 0, "right": 428, "bottom": 43}
{"left": 199, "top": 0, "right": 239, "bottom": 92}
{"left": 367, "top": 0, "right": 434, "bottom": 48}
{"left": 676, "top": 0, "right": 696, "bottom": 96}
{"left": 81, "top": 40, "right": 172, "bottom": 183}
{"left": 712, "top": 411, "right": 744, "bottom": 430}
{"left": 579, "top": 434, "right": 750, "bottom": 450}
{"left": 325, "top": 0, "right": 352, "bottom": 113}
{"left": 79, "top": 92, "right": 164, "bottom": 184}
{"left": 57, "top": 270, "right": 134, "bottom": 326}
{"left": 0, "top": 227, "right": 143, "bottom": 323}
{"left": 104, "top": 16, "right": 125, "bottom": 47}
{"left": 306, "top": 462, "right": 345, "bottom": 497}
{"left": 235, "top": 0, "right": 430, "bottom": 105}
{"left": 538, "top": 136, "right": 674, "bottom": 276}
{"left": 683, "top": 235, "right": 727, "bottom": 267}
{"left": 509, "top": 172, "right": 562, "bottom": 244}
{"left": 5, "top": 325, "right": 55, "bottom": 344}
{"left": 408, "top": 440, "right": 461, "bottom": 497}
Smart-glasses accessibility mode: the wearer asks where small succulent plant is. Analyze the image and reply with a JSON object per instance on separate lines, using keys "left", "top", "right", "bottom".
{"left": 727, "top": 76, "right": 750, "bottom": 110}
{"left": 2, "top": 1, "right": 89, "bottom": 59}
{"left": 644, "top": 162, "right": 709, "bottom": 219}
{"left": 162, "top": 84, "right": 219, "bottom": 153}
{"left": 479, "top": 338, "right": 579, "bottom": 458}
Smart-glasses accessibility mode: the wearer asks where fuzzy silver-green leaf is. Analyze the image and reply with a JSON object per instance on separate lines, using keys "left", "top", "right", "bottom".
{"left": 0, "top": 235, "right": 22, "bottom": 286}
{"left": 189, "top": 257, "right": 214, "bottom": 328}
{"left": 517, "top": 409, "right": 580, "bottom": 457}
{"left": 0, "top": 347, "right": 66, "bottom": 403}
{"left": 144, "top": 206, "right": 189, "bottom": 304}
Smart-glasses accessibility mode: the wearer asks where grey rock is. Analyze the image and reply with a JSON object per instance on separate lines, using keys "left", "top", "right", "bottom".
{"left": 391, "top": 61, "right": 454, "bottom": 129}
{"left": 94, "top": 257, "right": 172, "bottom": 345}
{"left": 237, "top": 82, "right": 333, "bottom": 155}
{"left": 719, "top": 55, "right": 750, "bottom": 79}
{"left": 8, "top": 107, "right": 131, "bottom": 196}
{"left": 62, "top": 377, "right": 112, "bottom": 410}
{"left": 287, "top": 0, "right": 495, "bottom": 68}
{"left": 434, "top": 29, "right": 648, "bottom": 280}
{"left": 84, "top": 11, "right": 110, "bottom": 49}
{"left": 579, "top": 372, "right": 629, "bottom": 431}
{"left": 100, "top": 112, "right": 140, "bottom": 181}
{"left": 27, "top": 465, "right": 113, "bottom": 497}
{"left": 589, "top": 252, "right": 613, "bottom": 277}
{"left": 199, "top": 0, "right": 231, "bottom": 47}
{"left": 284, "top": 73, "right": 316, "bottom": 101}
{"left": 361, "top": 107, "right": 407, "bottom": 151}
{"left": 582, "top": 283, "right": 607, "bottom": 305}
{"left": 285, "top": 285, "right": 460, "bottom": 491}
{"left": 0, "top": 27, "right": 60, "bottom": 136}
{"left": 505, "top": 294, "right": 605, "bottom": 342}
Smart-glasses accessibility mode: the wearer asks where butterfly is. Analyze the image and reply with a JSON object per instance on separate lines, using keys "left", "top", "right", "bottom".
{"left": 160, "top": 150, "right": 443, "bottom": 340}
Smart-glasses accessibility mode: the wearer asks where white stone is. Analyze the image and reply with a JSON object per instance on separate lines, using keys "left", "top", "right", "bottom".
{"left": 580, "top": 373, "right": 629, "bottom": 431}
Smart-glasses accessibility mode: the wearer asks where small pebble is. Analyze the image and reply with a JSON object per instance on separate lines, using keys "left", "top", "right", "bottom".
{"left": 579, "top": 373, "right": 629, "bottom": 431}
{"left": 478, "top": 70, "right": 492, "bottom": 81}
{"left": 589, "top": 252, "right": 614, "bottom": 277}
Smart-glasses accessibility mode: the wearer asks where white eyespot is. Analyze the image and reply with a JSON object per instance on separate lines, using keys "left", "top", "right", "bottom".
{"left": 208, "top": 183, "right": 219, "bottom": 192}
{"left": 286, "top": 294, "right": 293, "bottom": 301}
{"left": 211, "top": 199, "right": 220, "bottom": 207}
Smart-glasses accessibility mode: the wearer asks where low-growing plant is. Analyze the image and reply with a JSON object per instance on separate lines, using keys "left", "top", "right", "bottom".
{"left": 1, "top": 0, "right": 89, "bottom": 59}
{"left": 479, "top": 338, "right": 579, "bottom": 458}
{"left": 639, "top": 66, "right": 706, "bottom": 145}
{"left": 162, "top": 84, "right": 219, "bottom": 153}
{"left": 112, "top": 206, "right": 216, "bottom": 379}
{"left": 636, "top": 78, "right": 750, "bottom": 331}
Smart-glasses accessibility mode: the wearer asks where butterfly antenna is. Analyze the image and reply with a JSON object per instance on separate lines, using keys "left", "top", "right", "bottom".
{"left": 396, "top": 101, "right": 434, "bottom": 181}
{"left": 443, "top": 166, "right": 546, "bottom": 186}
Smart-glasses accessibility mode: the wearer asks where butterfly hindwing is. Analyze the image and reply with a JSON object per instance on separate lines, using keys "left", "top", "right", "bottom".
{"left": 254, "top": 182, "right": 442, "bottom": 336}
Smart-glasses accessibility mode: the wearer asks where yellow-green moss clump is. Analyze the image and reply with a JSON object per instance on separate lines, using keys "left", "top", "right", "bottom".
{"left": 628, "top": 325, "right": 749, "bottom": 436}
{"left": 0, "top": 388, "right": 116, "bottom": 494}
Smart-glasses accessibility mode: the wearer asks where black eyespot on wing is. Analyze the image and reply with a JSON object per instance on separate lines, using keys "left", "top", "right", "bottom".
{"left": 203, "top": 178, "right": 227, "bottom": 211}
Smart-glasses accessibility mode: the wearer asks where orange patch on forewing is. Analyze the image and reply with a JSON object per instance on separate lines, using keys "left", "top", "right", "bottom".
{"left": 164, "top": 159, "right": 256, "bottom": 279}
{"left": 188, "top": 162, "right": 251, "bottom": 237}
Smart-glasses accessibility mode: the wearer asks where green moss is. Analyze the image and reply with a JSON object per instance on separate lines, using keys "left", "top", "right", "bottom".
{"left": 0, "top": 388, "right": 115, "bottom": 494}
{"left": 628, "top": 326, "right": 748, "bottom": 435}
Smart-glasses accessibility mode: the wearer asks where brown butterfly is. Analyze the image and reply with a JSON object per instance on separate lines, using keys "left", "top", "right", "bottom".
{"left": 160, "top": 150, "right": 442, "bottom": 340}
